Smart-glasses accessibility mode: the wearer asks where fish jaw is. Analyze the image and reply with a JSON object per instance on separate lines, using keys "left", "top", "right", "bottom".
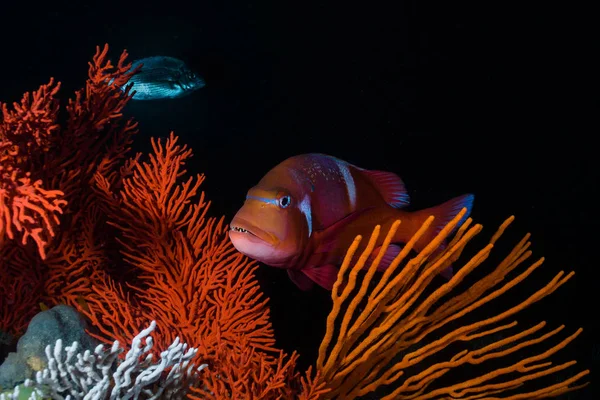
{"left": 229, "top": 218, "right": 295, "bottom": 267}
{"left": 230, "top": 217, "right": 276, "bottom": 243}
{"left": 229, "top": 218, "right": 275, "bottom": 253}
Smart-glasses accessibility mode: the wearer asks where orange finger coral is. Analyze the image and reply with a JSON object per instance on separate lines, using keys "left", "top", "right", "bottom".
{"left": 315, "top": 209, "right": 589, "bottom": 399}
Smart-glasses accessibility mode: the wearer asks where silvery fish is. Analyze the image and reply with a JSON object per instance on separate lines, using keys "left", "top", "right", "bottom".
{"left": 126, "top": 56, "right": 205, "bottom": 100}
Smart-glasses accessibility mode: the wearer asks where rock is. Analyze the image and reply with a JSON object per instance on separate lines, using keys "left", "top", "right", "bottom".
{"left": 0, "top": 305, "right": 98, "bottom": 389}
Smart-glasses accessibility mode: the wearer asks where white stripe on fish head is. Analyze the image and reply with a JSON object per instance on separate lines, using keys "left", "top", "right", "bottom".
{"left": 285, "top": 166, "right": 314, "bottom": 237}
{"left": 283, "top": 165, "right": 314, "bottom": 238}
{"left": 298, "top": 194, "right": 313, "bottom": 237}
{"left": 332, "top": 158, "right": 357, "bottom": 209}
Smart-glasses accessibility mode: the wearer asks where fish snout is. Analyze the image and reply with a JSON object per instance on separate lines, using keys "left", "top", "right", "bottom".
{"left": 229, "top": 217, "right": 278, "bottom": 246}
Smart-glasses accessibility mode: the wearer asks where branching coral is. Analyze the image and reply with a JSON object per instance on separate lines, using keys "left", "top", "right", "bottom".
{"left": 0, "top": 246, "right": 44, "bottom": 336}
{"left": 1, "top": 44, "right": 139, "bottom": 337}
{"left": 0, "top": 43, "right": 590, "bottom": 399}
{"left": 77, "top": 133, "right": 313, "bottom": 398}
{"left": 1, "top": 321, "right": 205, "bottom": 400}
{"left": 316, "top": 209, "right": 590, "bottom": 399}
{"left": 0, "top": 44, "right": 324, "bottom": 398}
{"left": 0, "top": 79, "right": 66, "bottom": 259}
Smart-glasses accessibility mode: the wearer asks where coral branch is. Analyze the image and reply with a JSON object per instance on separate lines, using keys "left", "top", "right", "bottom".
{"left": 0, "top": 246, "right": 44, "bottom": 336}
{"left": 316, "top": 211, "right": 589, "bottom": 399}
{"left": 0, "top": 77, "right": 66, "bottom": 259}
{"left": 0, "top": 78, "right": 60, "bottom": 157}
{"left": 0, "top": 321, "right": 206, "bottom": 400}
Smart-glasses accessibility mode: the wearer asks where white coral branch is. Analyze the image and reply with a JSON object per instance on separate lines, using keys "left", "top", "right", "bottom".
{"left": 0, "top": 321, "right": 208, "bottom": 400}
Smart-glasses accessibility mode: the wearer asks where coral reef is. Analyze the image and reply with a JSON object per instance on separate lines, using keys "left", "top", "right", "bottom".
{"left": 0, "top": 44, "right": 591, "bottom": 399}
{"left": 1, "top": 44, "right": 139, "bottom": 337}
{"left": 0, "top": 44, "right": 323, "bottom": 398}
{"left": 0, "top": 305, "right": 98, "bottom": 388}
{"left": 1, "top": 321, "right": 203, "bottom": 400}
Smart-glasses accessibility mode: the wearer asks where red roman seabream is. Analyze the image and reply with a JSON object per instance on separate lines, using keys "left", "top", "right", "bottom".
{"left": 229, "top": 154, "right": 474, "bottom": 290}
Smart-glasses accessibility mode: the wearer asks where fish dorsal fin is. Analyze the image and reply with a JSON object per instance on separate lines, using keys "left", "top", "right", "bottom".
{"left": 362, "top": 170, "right": 410, "bottom": 208}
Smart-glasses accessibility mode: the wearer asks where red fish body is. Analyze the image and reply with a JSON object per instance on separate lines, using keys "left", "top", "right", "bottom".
{"left": 229, "top": 154, "right": 473, "bottom": 290}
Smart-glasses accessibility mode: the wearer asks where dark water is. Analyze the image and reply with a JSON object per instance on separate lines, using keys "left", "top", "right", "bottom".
{"left": 1, "top": 2, "right": 595, "bottom": 398}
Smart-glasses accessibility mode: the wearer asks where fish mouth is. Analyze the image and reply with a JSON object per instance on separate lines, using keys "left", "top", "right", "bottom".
{"left": 229, "top": 218, "right": 277, "bottom": 245}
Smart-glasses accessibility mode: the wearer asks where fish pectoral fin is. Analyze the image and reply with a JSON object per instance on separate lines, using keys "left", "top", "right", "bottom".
{"left": 367, "top": 244, "right": 403, "bottom": 271}
{"left": 302, "top": 264, "right": 340, "bottom": 291}
{"left": 313, "top": 208, "right": 375, "bottom": 254}
{"left": 441, "top": 265, "right": 454, "bottom": 279}
{"left": 361, "top": 169, "right": 410, "bottom": 208}
{"left": 288, "top": 270, "right": 315, "bottom": 291}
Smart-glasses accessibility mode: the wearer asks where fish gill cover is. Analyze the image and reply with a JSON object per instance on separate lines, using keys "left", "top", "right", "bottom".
{"left": 0, "top": 45, "right": 591, "bottom": 399}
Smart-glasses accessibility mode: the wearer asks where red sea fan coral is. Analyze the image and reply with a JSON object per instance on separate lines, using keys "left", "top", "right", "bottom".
{"left": 0, "top": 171, "right": 65, "bottom": 260}
{"left": 0, "top": 77, "right": 60, "bottom": 155}
{"left": 83, "top": 133, "right": 274, "bottom": 350}
{"left": 0, "top": 45, "right": 139, "bottom": 261}
{"left": 1, "top": 45, "right": 138, "bottom": 338}
{"left": 0, "top": 80, "right": 66, "bottom": 259}
{"left": 1, "top": 44, "right": 323, "bottom": 398}
{"left": 80, "top": 133, "right": 314, "bottom": 398}
{"left": 0, "top": 246, "right": 44, "bottom": 335}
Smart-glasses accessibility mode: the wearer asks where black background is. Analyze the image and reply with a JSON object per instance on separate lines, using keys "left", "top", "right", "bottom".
{"left": 1, "top": 1, "right": 595, "bottom": 398}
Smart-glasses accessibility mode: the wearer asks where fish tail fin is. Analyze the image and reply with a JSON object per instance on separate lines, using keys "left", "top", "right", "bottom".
{"left": 406, "top": 194, "right": 474, "bottom": 278}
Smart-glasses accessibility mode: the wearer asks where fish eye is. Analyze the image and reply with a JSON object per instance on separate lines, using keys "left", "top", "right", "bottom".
{"left": 278, "top": 195, "right": 292, "bottom": 208}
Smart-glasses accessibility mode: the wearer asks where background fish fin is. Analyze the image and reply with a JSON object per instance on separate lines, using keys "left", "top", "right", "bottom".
{"left": 361, "top": 170, "right": 410, "bottom": 208}
{"left": 288, "top": 270, "right": 315, "bottom": 291}
{"left": 302, "top": 264, "right": 339, "bottom": 290}
{"left": 367, "top": 244, "right": 403, "bottom": 271}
